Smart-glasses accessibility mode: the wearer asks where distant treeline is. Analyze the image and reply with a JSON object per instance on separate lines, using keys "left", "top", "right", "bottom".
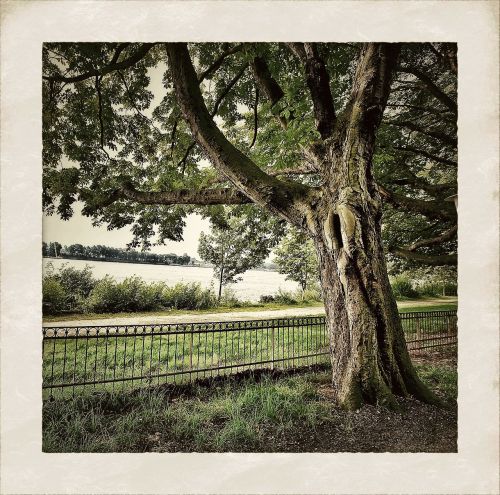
{"left": 43, "top": 242, "right": 193, "bottom": 266}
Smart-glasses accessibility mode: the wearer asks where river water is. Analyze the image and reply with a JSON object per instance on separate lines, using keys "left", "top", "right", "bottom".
{"left": 43, "top": 258, "right": 299, "bottom": 302}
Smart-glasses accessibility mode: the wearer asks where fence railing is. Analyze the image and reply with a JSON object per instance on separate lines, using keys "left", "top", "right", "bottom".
{"left": 42, "top": 310, "right": 457, "bottom": 398}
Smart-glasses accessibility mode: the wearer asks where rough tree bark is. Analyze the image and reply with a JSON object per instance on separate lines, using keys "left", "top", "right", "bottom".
{"left": 165, "top": 42, "right": 439, "bottom": 410}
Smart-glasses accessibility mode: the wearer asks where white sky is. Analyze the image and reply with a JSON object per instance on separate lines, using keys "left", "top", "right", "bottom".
{"left": 43, "top": 206, "right": 210, "bottom": 257}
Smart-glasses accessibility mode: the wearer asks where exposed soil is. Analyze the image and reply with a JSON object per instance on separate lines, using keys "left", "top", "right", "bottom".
{"left": 273, "top": 396, "right": 457, "bottom": 453}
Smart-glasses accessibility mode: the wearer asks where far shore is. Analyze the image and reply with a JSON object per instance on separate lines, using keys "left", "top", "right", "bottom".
{"left": 43, "top": 256, "right": 278, "bottom": 272}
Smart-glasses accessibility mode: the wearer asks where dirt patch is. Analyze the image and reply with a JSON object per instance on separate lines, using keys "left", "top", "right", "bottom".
{"left": 273, "top": 396, "right": 457, "bottom": 453}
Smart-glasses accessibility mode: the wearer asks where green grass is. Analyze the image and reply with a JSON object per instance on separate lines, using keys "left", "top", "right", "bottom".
{"left": 43, "top": 370, "right": 332, "bottom": 452}
{"left": 397, "top": 302, "right": 457, "bottom": 313}
{"left": 415, "top": 362, "right": 457, "bottom": 400}
{"left": 43, "top": 362, "right": 457, "bottom": 453}
{"left": 43, "top": 320, "right": 330, "bottom": 398}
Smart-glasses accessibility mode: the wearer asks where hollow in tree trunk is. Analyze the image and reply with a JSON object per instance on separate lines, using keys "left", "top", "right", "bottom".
{"left": 313, "top": 199, "right": 439, "bottom": 410}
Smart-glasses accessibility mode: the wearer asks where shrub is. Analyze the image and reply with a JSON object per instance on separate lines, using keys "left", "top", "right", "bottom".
{"left": 260, "top": 286, "right": 322, "bottom": 304}
{"left": 162, "top": 282, "right": 216, "bottom": 310}
{"left": 46, "top": 264, "right": 96, "bottom": 312}
{"left": 417, "top": 281, "right": 458, "bottom": 297}
{"left": 84, "top": 277, "right": 169, "bottom": 313}
{"left": 117, "top": 277, "right": 151, "bottom": 312}
{"left": 272, "top": 289, "right": 298, "bottom": 305}
{"left": 417, "top": 282, "right": 442, "bottom": 298}
{"left": 301, "top": 284, "right": 323, "bottom": 302}
{"left": 84, "top": 276, "right": 124, "bottom": 313}
{"left": 390, "top": 275, "right": 419, "bottom": 299}
{"left": 42, "top": 278, "right": 67, "bottom": 315}
{"left": 259, "top": 294, "right": 276, "bottom": 303}
{"left": 56, "top": 264, "right": 95, "bottom": 296}
{"left": 138, "top": 282, "right": 167, "bottom": 310}
{"left": 219, "top": 287, "right": 247, "bottom": 308}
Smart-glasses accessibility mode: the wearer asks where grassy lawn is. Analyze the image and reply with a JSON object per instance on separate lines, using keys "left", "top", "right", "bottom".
{"left": 43, "top": 319, "right": 330, "bottom": 398}
{"left": 42, "top": 297, "right": 456, "bottom": 323}
{"left": 43, "top": 357, "right": 457, "bottom": 453}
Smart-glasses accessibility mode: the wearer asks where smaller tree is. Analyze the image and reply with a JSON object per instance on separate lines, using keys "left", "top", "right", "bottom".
{"left": 273, "top": 228, "right": 318, "bottom": 295}
{"left": 198, "top": 214, "right": 276, "bottom": 301}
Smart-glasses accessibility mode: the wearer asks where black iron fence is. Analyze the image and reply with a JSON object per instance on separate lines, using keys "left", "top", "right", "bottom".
{"left": 42, "top": 310, "right": 457, "bottom": 398}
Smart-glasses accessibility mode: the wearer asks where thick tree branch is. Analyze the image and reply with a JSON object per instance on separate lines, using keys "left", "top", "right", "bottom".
{"left": 398, "top": 66, "right": 457, "bottom": 114}
{"left": 378, "top": 183, "right": 456, "bottom": 220}
{"left": 177, "top": 63, "right": 249, "bottom": 171}
{"left": 165, "top": 43, "right": 313, "bottom": 226}
{"left": 391, "top": 248, "right": 457, "bottom": 266}
{"left": 204, "top": 165, "right": 318, "bottom": 186}
{"left": 108, "top": 43, "right": 131, "bottom": 65}
{"left": 97, "top": 184, "right": 252, "bottom": 207}
{"left": 170, "top": 44, "right": 245, "bottom": 163}
{"left": 250, "top": 56, "right": 284, "bottom": 107}
{"left": 197, "top": 43, "right": 244, "bottom": 83}
{"left": 346, "top": 43, "right": 401, "bottom": 135}
{"left": 392, "top": 145, "right": 457, "bottom": 167}
{"left": 287, "top": 42, "right": 336, "bottom": 139}
{"left": 404, "top": 225, "right": 457, "bottom": 251}
{"left": 43, "top": 43, "right": 156, "bottom": 83}
{"left": 388, "top": 120, "right": 457, "bottom": 147}
{"left": 250, "top": 55, "right": 288, "bottom": 129}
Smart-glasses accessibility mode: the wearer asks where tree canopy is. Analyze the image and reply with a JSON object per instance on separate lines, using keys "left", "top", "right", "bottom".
{"left": 43, "top": 42, "right": 456, "bottom": 264}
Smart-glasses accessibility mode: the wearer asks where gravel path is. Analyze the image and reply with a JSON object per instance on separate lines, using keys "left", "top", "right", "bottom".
{"left": 43, "top": 305, "right": 327, "bottom": 327}
{"left": 43, "top": 298, "right": 456, "bottom": 328}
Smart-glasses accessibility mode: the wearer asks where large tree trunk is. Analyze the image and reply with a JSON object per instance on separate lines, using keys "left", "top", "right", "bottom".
{"left": 312, "top": 161, "right": 439, "bottom": 410}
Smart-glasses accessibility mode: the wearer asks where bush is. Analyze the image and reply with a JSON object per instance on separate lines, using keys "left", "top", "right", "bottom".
{"left": 390, "top": 275, "right": 419, "bottom": 299}
{"left": 116, "top": 277, "right": 160, "bottom": 312}
{"left": 84, "top": 277, "right": 169, "bottom": 313}
{"left": 84, "top": 276, "right": 125, "bottom": 313}
{"left": 42, "top": 278, "right": 67, "bottom": 315}
{"left": 162, "top": 282, "right": 216, "bottom": 310}
{"left": 259, "top": 285, "right": 322, "bottom": 305}
{"left": 56, "top": 264, "right": 95, "bottom": 297}
{"left": 46, "top": 263, "right": 97, "bottom": 312}
{"left": 417, "top": 281, "right": 458, "bottom": 297}
{"left": 417, "top": 282, "right": 442, "bottom": 298}
{"left": 219, "top": 287, "right": 247, "bottom": 308}
{"left": 396, "top": 267, "right": 457, "bottom": 298}
{"left": 273, "top": 288, "right": 298, "bottom": 305}
{"left": 301, "top": 284, "right": 323, "bottom": 302}
{"left": 259, "top": 294, "right": 276, "bottom": 304}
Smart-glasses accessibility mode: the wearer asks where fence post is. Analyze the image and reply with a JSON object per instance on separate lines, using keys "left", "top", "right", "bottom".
{"left": 416, "top": 319, "right": 422, "bottom": 342}
{"left": 447, "top": 316, "right": 453, "bottom": 335}
{"left": 189, "top": 325, "right": 194, "bottom": 371}
{"left": 271, "top": 325, "right": 275, "bottom": 370}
